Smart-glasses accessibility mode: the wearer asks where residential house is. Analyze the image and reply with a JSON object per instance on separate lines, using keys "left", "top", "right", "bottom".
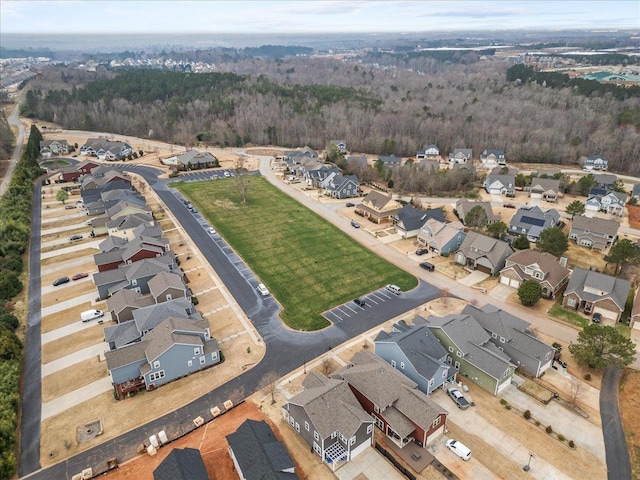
{"left": 39, "top": 139, "right": 69, "bottom": 158}
{"left": 80, "top": 180, "right": 135, "bottom": 210}
{"left": 594, "top": 173, "right": 617, "bottom": 190}
{"left": 148, "top": 271, "right": 189, "bottom": 303}
{"left": 107, "top": 200, "right": 153, "bottom": 222}
{"left": 355, "top": 191, "right": 403, "bottom": 224}
{"left": 499, "top": 249, "right": 570, "bottom": 299}
{"left": 153, "top": 448, "right": 210, "bottom": 480}
{"left": 105, "top": 316, "right": 220, "bottom": 399}
{"left": 563, "top": 267, "right": 631, "bottom": 324}
{"left": 420, "top": 315, "right": 516, "bottom": 395}
{"left": 80, "top": 138, "right": 132, "bottom": 160}
{"left": 105, "top": 297, "right": 200, "bottom": 350}
{"left": 321, "top": 173, "right": 359, "bottom": 199}
{"left": 448, "top": 148, "right": 472, "bottom": 164}
{"left": 93, "top": 236, "right": 170, "bottom": 272}
{"left": 480, "top": 149, "right": 506, "bottom": 166}
{"left": 333, "top": 350, "right": 448, "bottom": 449}
{"left": 81, "top": 170, "right": 132, "bottom": 191}
{"left": 282, "top": 372, "right": 374, "bottom": 471}
{"left": 105, "top": 289, "right": 155, "bottom": 323}
{"left": 579, "top": 155, "right": 608, "bottom": 171}
{"left": 507, "top": 206, "right": 560, "bottom": 242}
{"left": 585, "top": 189, "right": 607, "bottom": 215}
{"left": 416, "top": 218, "right": 466, "bottom": 255}
{"left": 378, "top": 155, "right": 402, "bottom": 167}
{"left": 93, "top": 256, "right": 178, "bottom": 300}
{"left": 60, "top": 159, "right": 101, "bottom": 182}
{"left": 330, "top": 139, "right": 347, "bottom": 154}
{"left": 455, "top": 199, "right": 499, "bottom": 225}
{"left": 461, "top": 304, "right": 555, "bottom": 378}
{"left": 416, "top": 144, "right": 440, "bottom": 161}
{"left": 484, "top": 174, "right": 515, "bottom": 196}
{"left": 106, "top": 213, "right": 156, "bottom": 240}
{"left": 455, "top": 231, "right": 514, "bottom": 275}
{"left": 569, "top": 215, "right": 619, "bottom": 252}
{"left": 599, "top": 191, "right": 627, "bottom": 216}
{"left": 394, "top": 205, "right": 446, "bottom": 239}
{"left": 175, "top": 150, "right": 219, "bottom": 170}
{"left": 374, "top": 320, "right": 455, "bottom": 395}
{"left": 346, "top": 155, "right": 368, "bottom": 167}
{"left": 85, "top": 189, "right": 146, "bottom": 216}
{"left": 303, "top": 164, "right": 339, "bottom": 187}
{"left": 226, "top": 420, "right": 298, "bottom": 480}
{"left": 529, "top": 178, "right": 561, "bottom": 202}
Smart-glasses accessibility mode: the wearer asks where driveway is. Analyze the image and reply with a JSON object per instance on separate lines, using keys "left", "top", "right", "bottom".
{"left": 458, "top": 270, "right": 488, "bottom": 286}
{"left": 335, "top": 447, "right": 404, "bottom": 480}
{"left": 488, "top": 283, "right": 515, "bottom": 301}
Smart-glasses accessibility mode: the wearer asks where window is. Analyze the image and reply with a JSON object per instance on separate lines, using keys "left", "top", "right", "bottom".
{"left": 340, "top": 433, "right": 347, "bottom": 444}
{"left": 313, "top": 442, "right": 321, "bottom": 455}
{"left": 198, "top": 355, "right": 205, "bottom": 365}
{"left": 456, "top": 351, "right": 461, "bottom": 357}
{"left": 349, "top": 436, "right": 356, "bottom": 446}
{"left": 442, "top": 370, "right": 447, "bottom": 378}
{"left": 305, "top": 421, "right": 309, "bottom": 431}
{"left": 295, "top": 422, "right": 300, "bottom": 433}
{"left": 367, "top": 424, "right": 373, "bottom": 434}
{"left": 391, "top": 360, "right": 396, "bottom": 368}
{"left": 331, "top": 431, "right": 337, "bottom": 439}
{"left": 432, "top": 416, "right": 441, "bottom": 428}
{"left": 446, "top": 356, "right": 452, "bottom": 364}
{"left": 492, "top": 332, "right": 497, "bottom": 339}
{"left": 212, "top": 352, "right": 218, "bottom": 360}
{"left": 314, "top": 431, "right": 319, "bottom": 441}
{"left": 428, "top": 379, "right": 434, "bottom": 386}
{"left": 289, "top": 416, "right": 295, "bottom": 427}
{"left": 500, "top": 337, "right": 506, "bottom": 343}
{"left": 374, "top": 405, "right": 380, "bottom": 413}
{"left": 400, "top": 362, "right": 405, "bottom": 369}
{"left": 454, "top": 361, "right": 460, "bottom": 369}
{"left": 194, "top": 347, "right": 201, "bottom": 355}
{"left": 448, "top": 346, "right": 454, "bottom": 353}
{"left": 149, "top": 370, "right": 165, "bottom": 382}
{"left": 153, "top": 360, "right": 160, "bottom": 369}
{"left": 566, "top": 298, "right": 576, "bottom": 307}
{"left": 504, "top": 369, "right": 510, "bottom": 377}
{"left": 187, "top": 360, "right": 193, "bottom": 367}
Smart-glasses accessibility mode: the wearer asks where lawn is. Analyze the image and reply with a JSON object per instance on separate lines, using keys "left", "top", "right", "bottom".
{"left": 175, "top": 177, "right": 417, "bottom": 330}
{"left": 548, "top": 302, "right": 589, "bottom": 328}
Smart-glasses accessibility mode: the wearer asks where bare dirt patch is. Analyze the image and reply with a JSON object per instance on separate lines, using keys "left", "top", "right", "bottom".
{"left": 41, "top": 248, "right": 99, "bottom": 266}
{"left": 627, "top": 204, "right": 640, "bottom": 230}
{"left": 564, "top": 242, "right": 608, "bottom": 272}
{"left": 42, "top": 357, "right": 109, "bottom": 403}
{"left": 41, "top": 302, "right": 106, "bottom": 333}
{"left": 619, "top": 368, "right": 640, "bottom": 479}
{"left": 41, "top": 325, "right": 104, "bottom": 364}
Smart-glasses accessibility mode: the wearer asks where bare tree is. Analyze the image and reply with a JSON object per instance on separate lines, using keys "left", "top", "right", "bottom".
{"left": 261, "top": 370, "right": 281, "bottom": 405}
{"left": 234, "top": 156, "right": 251, "bottom": 205}
{"left": 568, "top": 379, "right": 584, "bottom": 407}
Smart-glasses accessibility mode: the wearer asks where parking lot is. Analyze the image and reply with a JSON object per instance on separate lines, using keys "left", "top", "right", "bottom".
{"left": 323, "top": 287, "right": 400, "bottom": 324}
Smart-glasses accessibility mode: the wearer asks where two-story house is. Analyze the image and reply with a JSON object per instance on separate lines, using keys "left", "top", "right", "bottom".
{"left": 282, "top": 372, "right": 374, "bottom": 472}
{"left": 375, "top": 320, "right": 456, "bottom": 394}
{"left": 320, "top": 173, "right": 359, "bottom": 199}
{"left": 481, "top": 149, "right": 506, "bottom": 167}
{"left": 355, "top": 191, "right": 403, "bottom": 224}
{"left": 394, "top": 205, "right": 446, "bottom": 239}
{"left": 416, "top": 218, "right": 466, "bottom": 255}
{"left": 416, "top": 144, "right": 440, "bottom": 161}
{"left": 40, "top": 139, "right": 69, "bottom": 158}
{"left": 499, "top": 249, "right": 570, "bottom": 299}
{"left": 484, "top": 174, "right": 515, "bottom": 196}
{"left": 507, "top": 206, "right": 560, "bottom": 242}
{"left": 529, "top": 178, "right": 561, "bottom": 203}
{"left": 455, "top": 231, "right": 514, "bottom": 275}
{"left": 330, "top": 139, "right": 347, "bottom": 154}
{"left": 448, "top": 148, "right": 472, "bottom": 164}
{"left": 569, "top": 215, "right": 619, "bottom": 252}
{"left": 579, "top": 155, "right": 608, "bottom": 171}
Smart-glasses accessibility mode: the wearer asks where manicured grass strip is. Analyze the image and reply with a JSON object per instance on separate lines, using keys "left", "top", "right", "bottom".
{"left": 548, "top": 303, "right": 588, "bottom": 328}
{"left": 175, "top": 177, "right": 417, "bottom": 331}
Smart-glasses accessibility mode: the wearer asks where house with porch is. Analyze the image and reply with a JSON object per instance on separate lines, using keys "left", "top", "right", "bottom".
{"left": 416, "top": 218, "right": 466, "bottom": 255}
{"left": 282, "top": 372, "right": 374, "bottom": 472}
{"left": 455, "top": 231, "right": 514, "bottom": 275}
{"left": 562, "top": 267, "right": 631, "bottom": 324}
{"left": 330, "top": 139, "right": 347, "bottom": 153}
{"left": 455, "top": 199, "right": 499, "bottom": 225}
{"left": 416, "top": 144, "right": 440, "bottom": 161}
{"left": 375, "top": 320, "right": 456, "bottom": 395}
{"left": 568, "top": 215, "right": 619, "bottom": 252}
{"left": 448, "top": 148, "right": 472, "bottom": 164}
{"left": 579, "top": 155, "right": 608, "bottom": 171}
{"left": 461, "top": 304, "right": 555, "bottom": 378}
{"left": 484, "top": 174, "right": 515, "bottom": 196}
{"left": 174, "top": 150, "right": 219, "bottom": 170}
{"left": 355, "top": 190, "right": 403, "bottom": 224}
{"left": 481, "top": 149, "right": 506, "bottom": 167}
{"left": 507, "top": 206, "right": 560, "bottom": 242}
{"left": 40, "top": 139, "right": 70, "bottom": 158}
{"left": 499, "top": 249, "right": 570, "bottom": 299}
{"left": 394, "top": 205, "right": 446, "bottom": 239}
{"left": 333, "top": 350, "right": 449, "bottom": 449}
{"left": 321, "top": 173, "right": 359, "bottom": 199}
{"left": 599, "top": 191, "right": 627, "bottom": 216}
{"left": 419, "top": 315, "right": 516, "bottom": 396}
{"left": 529, "top": 178, "right": 560, "bottom": 202}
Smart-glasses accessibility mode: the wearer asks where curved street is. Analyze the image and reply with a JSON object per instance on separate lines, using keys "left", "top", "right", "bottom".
{"left": 600, "top": 367, "right": 631, "bottom": 480}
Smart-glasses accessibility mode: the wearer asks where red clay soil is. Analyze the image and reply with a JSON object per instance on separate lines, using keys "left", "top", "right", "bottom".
{"left": 101, "top": 401, "right": 287, "bottom": 480}
{"left": 627, "top": 204, "right": 640, "bottom": 229}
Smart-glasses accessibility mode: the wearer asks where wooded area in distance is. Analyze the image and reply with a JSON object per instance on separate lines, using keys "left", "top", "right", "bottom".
{"left": 24, "top": 56, "right": 640, "bottom": 174}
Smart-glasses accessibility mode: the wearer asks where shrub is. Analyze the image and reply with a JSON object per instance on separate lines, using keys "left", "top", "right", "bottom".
{"left": 505, "top": 405, "right": 511, "bottom": 410}
{"left": 535, "top": 420, "right": 541, "bottom": 426}
{"left": 546, "top": 425, "right": 553, "bottom": 434}
{"left": 523, "top": 410, "right": 531, "bottom": 420}
{"left": 0, "top": 313, "right": 19, "bottom": 331}
{"left": 500, "top": 398, "right": 507, "bottom": 405}
{"left": 191, "top": 296, "right": 199, "bottom": 306}
{"left": 569, "top": 440, "right": 575, "bottom": 448}
{"left": 584, "top": 373, "right": 592, "bottom": 381}
{"left": 557, "top": 434, "right": 565, "bottom": 442}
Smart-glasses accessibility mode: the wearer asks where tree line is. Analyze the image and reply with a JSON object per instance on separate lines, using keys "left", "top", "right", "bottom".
{"left": 0, "top": 124, "right": 45, "bottom": 478}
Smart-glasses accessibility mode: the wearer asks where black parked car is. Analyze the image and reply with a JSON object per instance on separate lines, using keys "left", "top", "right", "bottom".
{"left": 419, "top": 262, "right": 435, "bottom": 272}
{"left": 53, "top": 277, "right": 70, "bottom": 286}
{"left": 353, "top": 298, "right": 366, "bottom": 307}
{"left": 592, "top": 313, "right": 602, "bottom": 323}
{"left": 415, "top": 248, "right": 428, "bottom": 256}
{"left": 346, "top": 202, "right": 355, "bottom": 207}
{"left": 69, "top": 234, "right": 83, "bottom": 241}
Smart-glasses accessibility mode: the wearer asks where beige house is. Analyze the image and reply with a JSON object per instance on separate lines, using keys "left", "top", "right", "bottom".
{"left": 499, "top": 249, "right": 570, "bottom": 298}
{"left": 355, "top": 190, "right": 402, "bottom": 224}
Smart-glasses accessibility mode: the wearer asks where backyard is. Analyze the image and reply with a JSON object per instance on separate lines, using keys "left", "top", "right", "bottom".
{"left": 176, "top": 177, "right": 417, "bottom": 331}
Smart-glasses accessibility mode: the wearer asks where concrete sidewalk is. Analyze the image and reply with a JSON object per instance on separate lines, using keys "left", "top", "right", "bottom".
{"left": 41, "top": 211, "right": 85, "bottom": 224}
{"left": 41, "top": 240, "right": 101, "bottom": 260}
{"left": 41, "top": 220, "right": 90, "bottom": 236}
{"left": 42, "top": 319, "right": 102, "bottom": 345}
{"left": 41, "top": 377, "right": 112, "bottom": 421}
{"left": 41, "top": 276, "right": 92, "bottom": 295}
{"left": 40, "top": 257, "right": 96, "bottom": 276}
{"left": 41, "top": 292, "right": 97, "bottom": 317}
{"left": 41, "top": 343, "right": 106, "bottom": 377}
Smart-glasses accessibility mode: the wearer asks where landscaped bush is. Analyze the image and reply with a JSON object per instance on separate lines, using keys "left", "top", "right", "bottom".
{"left": 557, "top": 434, "right": 565, "bottom": 442}
{"left": 523, "top": 409, "right": 531, "bottom": 420}
{"left": 535, "top": 421, "right": 541, "bottom": 426}
{"left": 500, "top": 398, "right": 508, "bottom": 405}
{"left": 546, "top": 425, "right": 553, "bottom": 434}
{"left": 569, "top": 440, "right": 575, "bottom": 448}
{"left": 584, "top": 373, "right": 592, "bottom": 381}
{"left": 505, "top": 405, "right": 511, "bottom": 410}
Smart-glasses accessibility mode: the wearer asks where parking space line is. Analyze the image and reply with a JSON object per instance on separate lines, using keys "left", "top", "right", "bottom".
{"left": 334, "top": 306, "right": 351, "bottom": 318}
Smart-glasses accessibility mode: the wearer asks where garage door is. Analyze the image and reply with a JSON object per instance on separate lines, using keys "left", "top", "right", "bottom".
{"left": 593, "top": 307, "right": 617, "bottom": 321}
{"left": 509, "top": 278, "right": 520, "bottom": 288}
{"left": 496, "top": 376, "right": 512, "bottom": 394}
{"left": 500, "top": 276, "right": 510, "bottom": 286}
{"left": 477, "top": 264, "right": 492, "bottom": 275}
{"left": 426, "top": 424, "right": 445, "bottom": 445}
{"left": 350, "top": 437, "right": 372, "bottom": 459}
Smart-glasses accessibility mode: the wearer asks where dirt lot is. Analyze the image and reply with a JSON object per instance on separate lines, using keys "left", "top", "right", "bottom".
{"left": 627, "top": 204, "right": 640, "bottom": 229}
{"left": 619, "top": 369, "right": 640, "bottom": 480}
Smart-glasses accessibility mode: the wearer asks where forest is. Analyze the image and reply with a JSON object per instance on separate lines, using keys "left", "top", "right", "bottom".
{"left": 25, "top": 55, "right": 640, "bottom": 174}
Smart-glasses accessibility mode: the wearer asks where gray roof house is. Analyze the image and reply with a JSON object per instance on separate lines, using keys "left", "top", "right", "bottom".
{"left": 579, "top": 155, "right": 608, "bottom": 171}
{"left": 416, "top": 218, "right": 466, "bottom": 255}
{"left": 448, "top": 148, "right": 472, "bottom": 164}
{"left": 148, "top": 271, "right": 189, "bottom": 303}
{"left": 153, "top": 447, "right": 210, "bottom": 480}
{"left": 420, "top": 314, "right": 516, "bottom": 395}
{"left": 594, "top": 173, "right": 617, "bottom": 189}
{"left": 304, "top": 165, "right": 340, "bottom": 187}
{"left": 355, "top": 191, "right": 403, "bottom": 224}
{"left": 416, "top": 144, "right": 440, "bottom": 161}
{"left": 529, "top": 178, "right": 561, "bottom": 202}
{"left": 507, "top": 206, "right": 560, "bottom": 242}
{"left": 499, "top": 249, "right": 570, "bottom": 299}
{"left": 374, "top": 320, "right": 456, "bottom": 395}
{"left": 332, "top": 350, "right": 449, "bottom": 449}
{"left": 598, "top": 191, "right": 627, "bottom": 216}
{"left": 227, "top": 419, "right": 298, "bottom": 480}
{"left": 378, "top": 155, "right": 403, "bottom": 167}
{"left": 484, "top": 174, "right": 515, "bottom": 196}
{"left": 394, "top": 205, "right": 446, "bottom": 239}
{"left": 39, "top": 139, "right": 69, "bottom": 157}
{"left": 282, "top": 372, "right": 374, "bottom": 471}
{"left": 455, "top": 199, "right": 500, "bottom": 225}
{"left": 481, "top": 149, "right": 506, "bottom": 166}
{"left": 106, "top": 213, "right": 156, "bottom": 240}
{"left": 321, "top": 173, "right": 360, "bottom": 199}
{"left": 455, "top": 231, "right": 514, "bottom": 275}
{"left": 105, "top": 316, "right": 220, "bottom": 400}
{"left": 105, "top": 288, "right": 155, "bottom": 323}
{"left": 569, "top": 215, "right": 619, "bottom": 252}
{"left": 330, "top": 139, "right": 347, "bottom": 153}
{"left": 461, "top": 304, "right": 555, "bottom": 378}
{"left": 93, "top": 256, "right": 178, "bottom": 300}
{"left": 563, "top": 267, "right": 631, "bottom": 324}
{"left": 175, "top": 150, "right": 219, "bottom": 170}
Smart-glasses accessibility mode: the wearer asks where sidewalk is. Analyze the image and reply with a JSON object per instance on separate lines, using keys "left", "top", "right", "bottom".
{"left": 41, "top": 220, "right": 90, "bottom": 236}
{"left": 41, "top": 342, "right": 106, "bottom": 377}
{"left": 41, "top": 377, "right": 112, "bottom": 421}
{"left": 41, "top": 292, "right": 97, "bottom": 317}
{"left": 42, "top": 319, "right": 100, "bottom": 345}
{"left": 40, "top": 240, "right": 101, "bottom": 260}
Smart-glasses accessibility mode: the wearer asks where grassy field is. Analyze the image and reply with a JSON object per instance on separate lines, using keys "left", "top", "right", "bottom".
{"left": 548, "top": 302, "right": 589, "bottom": 327}
{"left": 175, "top": 177, "right": 417, "bottom": 330}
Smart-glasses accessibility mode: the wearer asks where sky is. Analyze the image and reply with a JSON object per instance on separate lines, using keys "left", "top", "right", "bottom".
{"left": 1, "top": 1, "right": 639, "bottom": 35}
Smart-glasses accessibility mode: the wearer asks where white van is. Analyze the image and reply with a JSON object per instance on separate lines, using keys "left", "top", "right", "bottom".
{"left": 446, "top": 439, "right": 471, "bottom": 461}
{"left": 386, "top": 284, "right": 402, "bottom": 295}
{"left": 81, "top": 309, "right": 104, "bottom": 322}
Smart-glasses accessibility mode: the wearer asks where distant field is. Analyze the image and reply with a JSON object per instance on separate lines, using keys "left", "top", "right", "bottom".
{"left": 175, "top": 177, "right": 417, "bottom": 330}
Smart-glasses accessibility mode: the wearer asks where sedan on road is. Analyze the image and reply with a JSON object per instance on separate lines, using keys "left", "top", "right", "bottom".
{"left": 53, "top": 277, "right": 70, "bottom": 286}
{"left": 207, "top": 227, "right": 216, "bottom": 235}
{"left": 415, "top": 248, "right": 428, "bottom": 256}
{"left": 351, "top": 220, "right": 360, "bottom": 228}
{"left": 72, "top": 273, "right": 89, "bottom": 281}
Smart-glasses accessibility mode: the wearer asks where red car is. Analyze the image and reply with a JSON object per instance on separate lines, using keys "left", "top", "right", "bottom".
{"left": 72, "top": 273, "right": 89, "bottom": 281}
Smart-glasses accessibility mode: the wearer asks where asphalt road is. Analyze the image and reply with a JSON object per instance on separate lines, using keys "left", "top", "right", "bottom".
{"left": 0, "top": 91, "right": 26, "bottom": 196}
{"left": 600, "top": 366, "right": 631, "bottom": 480}
{"left": 20, "top": 166, "right": 439, "bottom": 479}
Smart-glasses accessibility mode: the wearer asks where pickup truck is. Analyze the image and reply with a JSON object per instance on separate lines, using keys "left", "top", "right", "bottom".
{"left": 447, "top": 387, "right": 470, "bottom": 409}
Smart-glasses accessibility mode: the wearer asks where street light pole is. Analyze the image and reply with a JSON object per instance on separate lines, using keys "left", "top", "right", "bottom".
{"left": 523, "top": 453, "right": 534, "bottom": 471}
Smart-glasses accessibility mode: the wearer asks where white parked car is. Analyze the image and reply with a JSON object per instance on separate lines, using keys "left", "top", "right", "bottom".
{"left": 207, "top": 227, "right": 216, "bottom": 235}
{"left": 446, "top": 439, "right": 472, "bottom": 461}
{"left": 257, "top": 283, "right": 270, "bottom": 296}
